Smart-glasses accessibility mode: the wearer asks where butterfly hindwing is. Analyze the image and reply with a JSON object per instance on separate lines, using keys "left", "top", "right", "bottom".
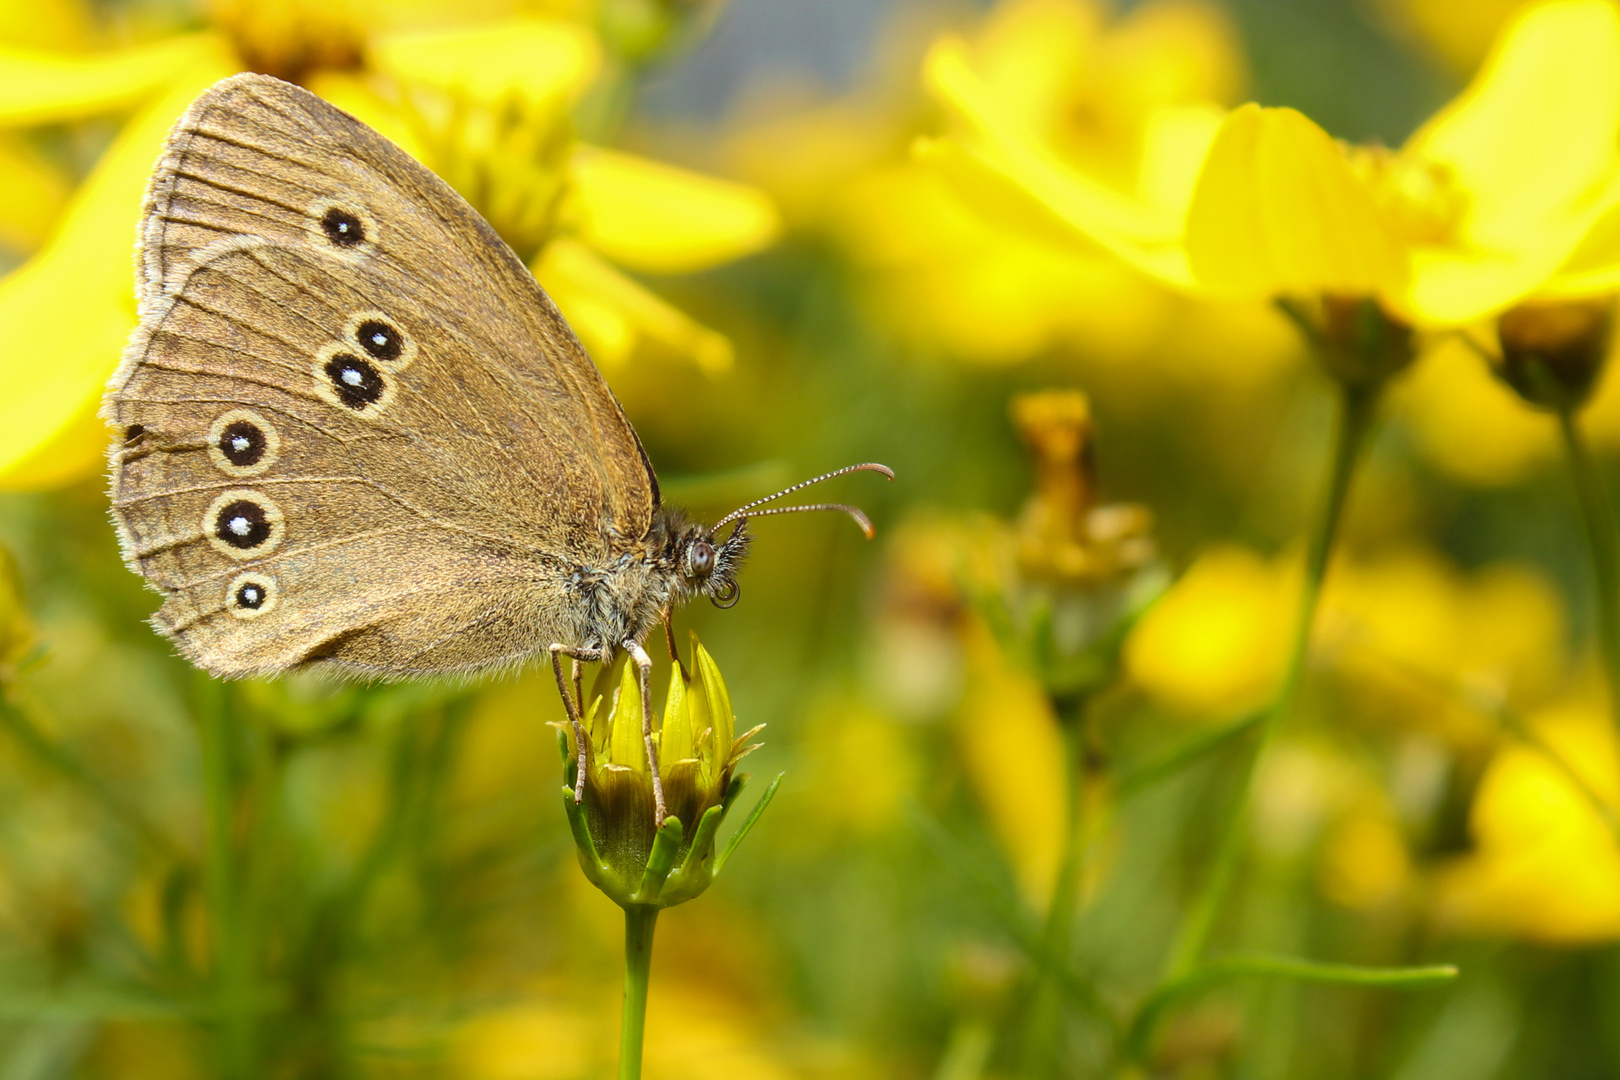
{"left": 106, "top": 73, "right": 657, "bottom": 676}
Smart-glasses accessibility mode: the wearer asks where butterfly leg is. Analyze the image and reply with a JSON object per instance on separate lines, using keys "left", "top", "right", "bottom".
{"left": 623, "top": 639, "right": 667, "bottom": 825}
{"left": 571, "top": 658, "right": 585, "bottom": 718}
{"left": 550, "top": 643, "right": 605, "bottom": 803}
{"left": 661, "top": 609, "right": 686, "bottom": 677}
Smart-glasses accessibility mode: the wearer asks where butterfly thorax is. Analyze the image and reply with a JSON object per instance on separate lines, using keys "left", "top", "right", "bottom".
{"left": 565, "top": 506, "right": 750, "bottom": 655}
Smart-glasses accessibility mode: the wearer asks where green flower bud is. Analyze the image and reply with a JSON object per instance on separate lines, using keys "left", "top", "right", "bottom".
{"left": 1492, "top": 298, "right": 1614, "bottom": 412}
{"left": 1280, "top": 295, "right": 1418, "bottom": 389}
{"left": 987, "top": 390, "right": 1168, "bottom": 698}
{"left": 558, "top": 635, "right": 778, "bottom": 909}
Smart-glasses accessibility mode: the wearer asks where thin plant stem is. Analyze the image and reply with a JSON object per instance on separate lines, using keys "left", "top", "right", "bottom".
{"left": 1557, "top": 408, "right": 1620, "bottom": 733}
{"left": 1161, "top": 380, "right": 1382, "bottom": 984}
{"left": 1020, "top": 696, "right": 1090, "bottom": 1078}
{"left": 619, "top": 905, "right": 659, "bottom": 1080}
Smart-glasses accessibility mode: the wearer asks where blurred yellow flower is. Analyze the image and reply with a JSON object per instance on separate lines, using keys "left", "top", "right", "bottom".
{"left": 1126, "top": 544, "right": 1567, "bottom": 731}
{"left": 1319, "top": 803, "right": 1412, "bottom": 910}
{"left": 1436, "top": 701, "right": 1620, "bottom": 943}
{"left": 923, "top": 0, "right": 1620, "bottom": 329}
{"left": 1125, "top": 545, "right": 1294, "bottom": 719}
{"left": 1322, "top": 549, "right": 1567, "bottom": 722}
{"left": 727, "top": 0, "right": 1297, "bottom": 382}
{"left": 791, "top": 697, "right": 917, "bottom": 844}
{"left": 0, "top": 1, "right": 780, "bottom": 490}
{"left": 956, "top": 616, "right": 1074, "bottom": 902}
{"left": 450, "top": 982, "right": 800, "bottom": 1080}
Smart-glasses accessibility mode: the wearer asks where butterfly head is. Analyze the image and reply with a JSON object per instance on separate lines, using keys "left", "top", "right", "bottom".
{"left": 676, "top": 519, "right": 751, "bottom": 609}
{"left": 683, "top": 462, "right": 894, "bottom": 610}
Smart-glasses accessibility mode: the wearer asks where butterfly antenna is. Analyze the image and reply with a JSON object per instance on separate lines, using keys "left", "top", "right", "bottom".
{"left": 710, "top": 462, "right": 894, "bottom": 537}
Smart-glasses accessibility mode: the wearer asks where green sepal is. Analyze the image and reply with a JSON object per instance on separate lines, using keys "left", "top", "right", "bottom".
{"left": 721, "top": 772, "right": 747, "bottom": 816}
{"left": 660, "top": 802, "right": 728, "bottom": 905}
{"left": 634, "top": 815, "right": 685, "bottom": 903}
{"left": 562, "top": 786, "right": 610, "bottom": 893}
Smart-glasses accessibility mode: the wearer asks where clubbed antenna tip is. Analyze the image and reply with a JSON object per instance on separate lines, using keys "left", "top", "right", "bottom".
{"left": 710, "top": 462, "right": 893, "bottom": 537}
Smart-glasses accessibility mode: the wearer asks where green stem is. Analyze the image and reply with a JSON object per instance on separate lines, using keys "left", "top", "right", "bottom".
{"left": 198, "top": 680, "right": 255, "bottom": 1079}
{"left": 1162, "top": 380, "right": 1381, "bottom": 984}
{"left": 1558, "top": 408, "right": 1620, "bottom": 733}
{"left": 619, "top": 905, "right": 659, "bottom": 1080}
{"left": 1019, "top": 696, "right": 1090, "bottom": 1078}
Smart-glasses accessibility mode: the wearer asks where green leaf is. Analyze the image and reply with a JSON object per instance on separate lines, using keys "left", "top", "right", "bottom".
{"left": 1129, "top": 953, "right": 1458, "bottom": 1061}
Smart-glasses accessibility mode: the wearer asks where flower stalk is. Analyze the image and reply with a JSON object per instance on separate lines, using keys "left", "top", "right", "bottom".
{"left": 1151, "top": 298, "right": 1409, "bottom": 1024}
{"left": 1559, "top": 408, "right": 1620, "bottom": 732}
{"left": 1482, "top": 298, "right": 1620, "bottom": 733}
{"left": 618, "top": 906, "right": 658, "bottom": 1080}
{"left": 557, "top": 635, "right": 779, "bottom": 1079}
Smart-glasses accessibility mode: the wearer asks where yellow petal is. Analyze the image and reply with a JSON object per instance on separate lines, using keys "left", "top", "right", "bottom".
{"left": 532, "top": 238, "right": 732, "bottom": 374}
{"left": 0, "top": 59, "right": 235, "bottom": 490}
{"left": 1184, "top": 104, "right": 1403, "bottom": 300}
{"left": 1410, "top": 0, "right": 1620, "bottom": 248}
{"left": 567, "top": 145, "right": 780, "bottom": 274}
{"left": 0, "top": 34, "right": 227, "bottom": 127}
{"left": 1401, "top": 0, "right": 1620, "bottom": 322}
{"left": 1135, "top": 101, "right": 1225, "bottom": 217}
{"left": 920, "top": 37, "right": 1195, "bottom": 287}
{"left": 609, "top": 661, "right": 646, "bottom": 773}
{"left": 368, "top": 17, "right": 599, "bottom": 109}
{"left": 0, "top": 0, "right": 93, "bottom": 52}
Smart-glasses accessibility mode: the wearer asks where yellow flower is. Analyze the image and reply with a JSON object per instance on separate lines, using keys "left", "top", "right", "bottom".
{"left": 728, "top": 0, "right": 1293, "bottom": 381}
{"left": 450, "top": 981, "right": 811, "bottom": 1080}
{"left": 956, "top": 615, "right": 1071, "bottom": 901}
{"left": 559, "top": 636, "right": 768, "bottom": 909}
{"left": 0, "top": 2, "right": 780, "bottom": 490}
{"left": 1125, "top": 544, "right": 1566, "bottom": 731}
{"left": 1436, "top": 701, "right": 1620, "bottom": 943}
{"left": 922, "top": 0, "right": 1620, "bottom": 328}
{"left": 1124, "top": 545, "right": 1294, "bottom": 719}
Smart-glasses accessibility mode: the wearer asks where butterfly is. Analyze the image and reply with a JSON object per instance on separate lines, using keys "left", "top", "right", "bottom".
{"left": 102, "top": 73, "right": 889, "bottom": 819}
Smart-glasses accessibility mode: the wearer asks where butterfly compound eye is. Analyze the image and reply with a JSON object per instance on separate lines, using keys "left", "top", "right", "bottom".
{"left": 690, "top": 540, "right": 716, "bottom": 577}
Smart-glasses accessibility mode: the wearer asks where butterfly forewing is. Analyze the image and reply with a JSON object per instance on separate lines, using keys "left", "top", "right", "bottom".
{"left": 106, "top": 73, "right": 659, "bottom": 677}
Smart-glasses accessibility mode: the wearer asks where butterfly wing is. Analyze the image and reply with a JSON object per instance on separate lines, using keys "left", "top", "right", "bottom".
{"left": 105, "top": 73, "right": 659, "bottom": 677}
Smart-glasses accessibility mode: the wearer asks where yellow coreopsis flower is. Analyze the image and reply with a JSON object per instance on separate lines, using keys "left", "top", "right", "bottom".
{"left": 1125, "top": 544, "right": 1567, "bottom": 738}
{"left": 727, "top": 0, "right": 1295, "bottom": 376}
{"left": 1436, "top": 701, "right": 1620, "bottom": 943}
{"left": 921, "top": 0, "right": 1620, "bottom": 329}
{"left": 0, "top": 0, "right": 780, "bottom": 491}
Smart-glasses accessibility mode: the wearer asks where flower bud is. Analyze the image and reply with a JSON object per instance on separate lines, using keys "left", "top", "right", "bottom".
{"left": 1287, "top": 295, "right": 1417, "bottom": 388}
{"left": 993, "top": 390, "right": 1166, "bottom": 697}
{"left": 1492, "top": 298, "right": 1614, "bottom": 412}
{"left": 558, "top": 635, "right": 777, "bottom": 909}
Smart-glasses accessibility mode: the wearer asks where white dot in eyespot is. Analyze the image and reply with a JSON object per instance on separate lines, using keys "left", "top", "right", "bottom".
{"left": 242, "top": 586, "right": 260, "bottom": 603}
{"left": 342, "top": 368, "right": 364, "bottom": 386}
{"left": 229, "top": 516, "right": 252, "bottom": 537}
{"left": 372, "top": 332, "right": 387, "bottom": 347}
{"left": 231, "top": 435, "right": 250, "bottom": 453}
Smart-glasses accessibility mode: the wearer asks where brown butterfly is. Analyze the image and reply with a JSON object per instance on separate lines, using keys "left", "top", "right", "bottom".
{"left": 103, "top": 73, "right": 889, "bottom": 820}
